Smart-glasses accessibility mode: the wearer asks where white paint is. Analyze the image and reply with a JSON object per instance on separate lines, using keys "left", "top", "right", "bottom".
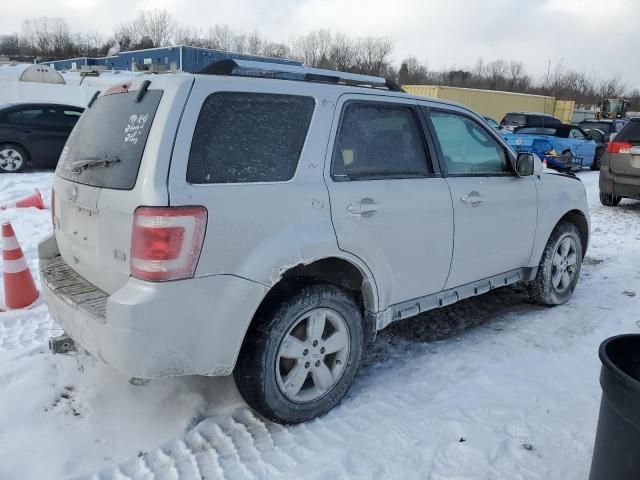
{"left": 2, "top": 236, "right": 20, "bottom": 250}
{"left": 2, "top": 257, "right": 28, "bottom": 274}
{"left": 0, "top": 170, "right": 639, "bottom": 480}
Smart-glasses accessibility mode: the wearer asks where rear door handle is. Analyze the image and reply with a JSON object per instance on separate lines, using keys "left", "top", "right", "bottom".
{"left": 461, "top": 191, "right": 483, "bottom": 207}
{"left": 347, "top": 198, "right": 382, "bottom": 217}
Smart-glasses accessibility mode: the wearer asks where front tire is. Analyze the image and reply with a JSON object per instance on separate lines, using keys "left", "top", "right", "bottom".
{"left": 0, "top": 144, "right": 27, "bottom": 173}
{"left": 234, "top": 283, "right": 365, "bottom": 424}
{"left": 599, "top": 191, "right": 621, "bottom": 207}
{"left": 528, "top": 222, "right": 583, "bottom": 306}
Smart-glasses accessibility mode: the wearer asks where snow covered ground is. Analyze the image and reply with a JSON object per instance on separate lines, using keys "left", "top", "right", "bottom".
{"left": 0, "top": 170, "right": 638, "bottom": 480}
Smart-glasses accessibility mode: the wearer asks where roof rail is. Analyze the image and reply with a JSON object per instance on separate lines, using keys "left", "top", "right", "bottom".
{"left": 198, "top": 59, "right": 405, "bottom": 92}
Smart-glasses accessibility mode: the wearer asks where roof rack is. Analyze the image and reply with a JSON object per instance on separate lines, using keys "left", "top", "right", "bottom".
{"left": 198, "top": 59, "right": 405, "bottom": 92}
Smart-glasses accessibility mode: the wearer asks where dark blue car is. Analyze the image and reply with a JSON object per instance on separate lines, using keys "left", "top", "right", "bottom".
{"left": 502, "top": 124, "right": 604, "bottom": 171}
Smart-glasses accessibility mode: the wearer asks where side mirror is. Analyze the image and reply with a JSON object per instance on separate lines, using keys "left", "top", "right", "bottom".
{"left": 515, "top": 152, "right": 535, "bottom": 177}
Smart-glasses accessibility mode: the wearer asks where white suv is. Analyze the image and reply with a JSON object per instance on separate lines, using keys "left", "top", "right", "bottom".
{"left": 39, "top": 61, "right": 590, "bottom": 424}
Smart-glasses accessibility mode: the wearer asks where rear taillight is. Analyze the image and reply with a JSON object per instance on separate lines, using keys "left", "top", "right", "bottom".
{"left": 51, "top": 188, "right": 55, "bottom": 227}
{"left": 130, "top": 206, "right": 207, "bottom": 282}
{"left": 606, "top": 141, "right": 632, "bottom": 154}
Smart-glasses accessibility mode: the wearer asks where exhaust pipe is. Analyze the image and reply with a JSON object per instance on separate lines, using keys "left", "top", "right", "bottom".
{"left": 49, "top": 334, "right": 76, "bottom": 355}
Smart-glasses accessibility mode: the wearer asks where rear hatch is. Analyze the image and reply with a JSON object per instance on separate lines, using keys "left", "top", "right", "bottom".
{"left": 608, "top": 120, "right": 640, "bottom": 176}
{"left": 53, "top": 75, "right": 194, "bottom": 294}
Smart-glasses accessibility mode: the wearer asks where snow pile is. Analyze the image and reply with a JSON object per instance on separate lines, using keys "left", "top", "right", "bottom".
{"left": 0, "top": 170, "right": 638, "bottom": 479}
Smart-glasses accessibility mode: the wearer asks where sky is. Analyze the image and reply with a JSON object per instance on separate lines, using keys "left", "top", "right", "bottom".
{"left": 3, "top": 0, "right": 640, "bottom": 88}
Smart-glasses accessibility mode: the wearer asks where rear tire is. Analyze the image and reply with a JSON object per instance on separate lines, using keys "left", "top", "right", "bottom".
{"left": 589, "top": 148, "right": 604, "bottom": 171}
{"left": 600, "top": 191, "right": 621, "bottom": 207}
{"left": 590, "top": 148, "right": 603, "bottom": 171}
{"left": 234, "top": 283, "right": 365, "bottom": 424}
{"left": 528, "top": 222, "right": 583, "bottom": 306}
{"left": 0, "top": 144, "right": 27, "bottom": 173}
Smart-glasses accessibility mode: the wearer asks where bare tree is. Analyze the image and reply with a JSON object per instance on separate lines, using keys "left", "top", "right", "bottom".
{"left": 175, "top": 25, "right": 206, "bottom": 47}
{"left": 139, "top": 9, "right": 175, "bottom": 47}
{"left": 206, "top": 24, "right": 234, "bottom": 51}
{"left": 398, "top": 57, "right": 430, "bottom": 85}
{"left": 329, "top": 32, "right": 354, "bottom": 71}
{"left": 0, "top": 34, "right": 21, "bottom": 56}
{"left": 246, "top": 30, "right": 264, "bottom": 55}
{"left": 290, "top": 30, "right": 332, "bottom": 67}
{"left": 114, "top": 9, "right": 175, "bottom": 49}
{"left": 352, "top": 36, "right": 393, "bottom": 76}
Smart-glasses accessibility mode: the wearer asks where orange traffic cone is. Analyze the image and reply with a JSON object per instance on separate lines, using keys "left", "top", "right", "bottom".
{"left": 0, "top": 189, "right": 45, "bottom": 210}
{"left": 2, "top": 222, "right": 38, "bottom": 309}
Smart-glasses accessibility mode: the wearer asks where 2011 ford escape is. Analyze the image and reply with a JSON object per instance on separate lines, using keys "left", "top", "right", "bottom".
{"left": 39, "top": 60, "right": 590, "bottom": 424}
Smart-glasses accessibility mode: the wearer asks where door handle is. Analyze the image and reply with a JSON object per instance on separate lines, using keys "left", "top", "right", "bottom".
{"left": 460, "top": 191, "right": 483, "bottom": 207}
{"left": 347, "top": 198, "right": 381, "bottom": 217}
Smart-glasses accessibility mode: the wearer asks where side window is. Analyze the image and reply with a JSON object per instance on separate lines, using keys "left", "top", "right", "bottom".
{"left": 570, "top": 128, "right": 586, "bottom": 139}
{"left": 62, "top": 109, "right": 82, "bottom": 127}
{"left": 429, "top": 110, "right": 509, "bottom": 175}
{"left": 19, "top": 108, "right": 58, "bottom": 126}
{"left": 5, "top": 108, "right": 43, "bottom": 124}
{"left": 332, "top": 102, "right": 430, "bottom": 180}
{"left": 187, "top": 92, "right": 314, "bottom": 184}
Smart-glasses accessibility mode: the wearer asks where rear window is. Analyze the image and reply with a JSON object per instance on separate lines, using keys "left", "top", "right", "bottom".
{"left": 502, "top": 114, "right": 527, "bottom": 126}
{"left": 57, "top": 90, "right": 163, "bottom": 190}
{"left": 516, "top": 127, "right": 557, "bottom": 135}
{"left": 580, "top": 122, "right": 612, "bottom": 134}
{"left": 531, "top": 115, "right": 561, "bottom": 126}
{"left": 616, "top": 120, "right": 640, "bottom": 143}
{"left": 187, "top": 92, "right": 315, "bottom": 184}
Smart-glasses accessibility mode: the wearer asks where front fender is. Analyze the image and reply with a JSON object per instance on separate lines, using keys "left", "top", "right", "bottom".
{"left": 528, "top": 173, "right": 590, "bottom": 267}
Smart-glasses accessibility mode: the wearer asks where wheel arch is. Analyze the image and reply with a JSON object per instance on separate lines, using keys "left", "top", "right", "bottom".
{"left": 245, "top": 256, "right": 379, "bottom": 349}
{"left": 558, "top": 209, "right": 589, "bottom": 258}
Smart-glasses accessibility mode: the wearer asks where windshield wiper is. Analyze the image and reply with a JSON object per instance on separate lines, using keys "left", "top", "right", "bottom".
{"left": 71, "top": 156, "right": 121, "bottom": 173}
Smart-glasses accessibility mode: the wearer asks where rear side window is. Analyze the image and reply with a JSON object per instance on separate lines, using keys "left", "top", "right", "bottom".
{"left": 187, "top": 93, "right": 315, "bottom": 184}
{"left": 616, "top": 121, "right": 640, "bottom": 143}
{"left": 57, "top": 90, "right": 163, "bottom": 190}
{"left": 6, "top": 107, "right": 58, "bottom": 125}
{"left": 61, "top": 109, "right": 83, "bottom": 127}
{"left": 331, "top": 102, "right": 430, "bottom": 180}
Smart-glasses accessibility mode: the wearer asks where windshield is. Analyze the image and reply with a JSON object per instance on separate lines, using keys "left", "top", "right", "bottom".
{"left": 57, "top": 90, "right": 163, "bottom": 190}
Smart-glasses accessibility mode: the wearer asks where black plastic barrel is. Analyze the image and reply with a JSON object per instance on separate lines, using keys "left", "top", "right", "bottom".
{"left": 589, "top": 334, "right": 640, "bottom": 480}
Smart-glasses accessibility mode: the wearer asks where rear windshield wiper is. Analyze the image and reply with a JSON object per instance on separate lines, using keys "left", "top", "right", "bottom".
{"left": 71, "top": 156, "right": 121, "bottom": 173}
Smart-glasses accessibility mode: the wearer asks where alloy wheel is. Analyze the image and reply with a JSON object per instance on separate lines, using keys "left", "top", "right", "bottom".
{"left": 551, "top": 236, "right": 578, "bottom": 294}
{"left": 0, "top": 148, "right": 23, "bottom": 172}
{"left": 275, "top": 308, "right": 350, "bottom": 403}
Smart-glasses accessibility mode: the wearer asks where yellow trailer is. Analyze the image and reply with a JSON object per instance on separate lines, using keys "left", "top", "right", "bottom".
{"left": 403, "top": 85, "right": 574, "bottom": 124}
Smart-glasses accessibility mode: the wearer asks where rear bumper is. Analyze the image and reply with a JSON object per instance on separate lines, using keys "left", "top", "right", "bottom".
{"left": 38, "top": 234, "right": 268, "bottom": 379}
{"left": 600, "top": 170, "right": 640, "bottom": 199}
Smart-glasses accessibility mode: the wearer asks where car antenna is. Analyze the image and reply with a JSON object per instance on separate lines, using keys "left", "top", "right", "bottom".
{"left": 87, "top": 90, "right": 99, "bottom": 108}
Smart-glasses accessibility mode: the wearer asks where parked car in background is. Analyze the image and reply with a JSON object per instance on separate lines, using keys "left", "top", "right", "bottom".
{"left": 502, "top": 124, "right": 603, "bottom": 171}
{"left": 39, "top": 61, "right": 590, "bottom": 424}
{"left": 579, "top": 118, "right": 628, "bottom": 144}
{"left": 0, "top": 102, "right": 84, "bottom": 173}
{"left": 500, "top": 112, "right": 563, "bottom": 131}
{"left": 483, "top": 116, "right": 502, "bottom": 131}
{"left": 599, "top": 118, "right": 640, "bottom": 206}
